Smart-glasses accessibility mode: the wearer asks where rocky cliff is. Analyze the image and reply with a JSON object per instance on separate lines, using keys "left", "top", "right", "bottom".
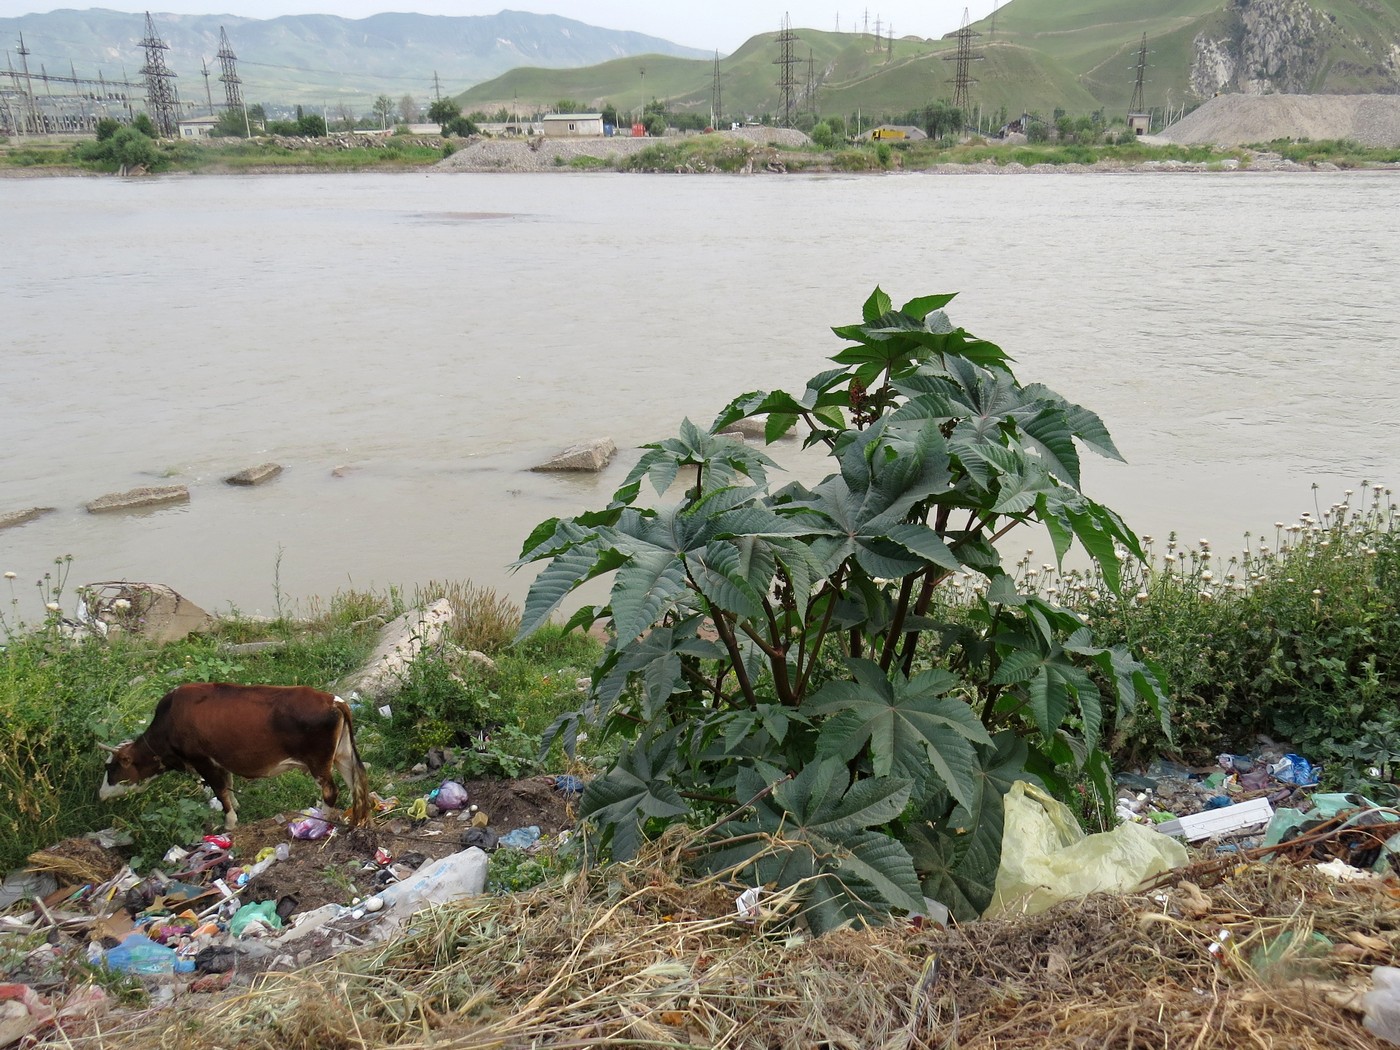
{"left": 1191, "top": 0, "right": 1400, "bottom": 98}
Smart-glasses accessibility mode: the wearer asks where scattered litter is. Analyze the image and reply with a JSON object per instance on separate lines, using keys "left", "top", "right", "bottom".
{"left": 736, "top": 886, "right": 762, "bottom": 922}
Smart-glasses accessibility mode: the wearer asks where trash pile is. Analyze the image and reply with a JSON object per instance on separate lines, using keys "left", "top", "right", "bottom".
{"left": 0, "top": 774, "right": 579, "bottom": 1047}
{"left": 1114, "top": 748, "right": 1327, "bottom": 849}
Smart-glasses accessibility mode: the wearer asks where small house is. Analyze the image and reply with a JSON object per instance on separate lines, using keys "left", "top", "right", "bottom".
{"left": 177, "top": 115, "right": 221, "bottom": 139}
{"left": 1127, "top": 112, "right": 1151, "bottom": 136}
{"left": 541, "top": 113, "right": 605, "bottom": 138}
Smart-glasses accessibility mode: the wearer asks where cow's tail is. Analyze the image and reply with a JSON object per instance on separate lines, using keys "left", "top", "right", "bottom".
{"left": 333, "top": 696, "right": 372, "bottom": 827}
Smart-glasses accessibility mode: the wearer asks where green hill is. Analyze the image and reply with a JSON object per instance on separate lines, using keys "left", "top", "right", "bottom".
{"left": 461, "top": 0, "right": 1400, "bottom": 126}
{"left": 460, "top": 28, "right": 1100, "bottom": 124}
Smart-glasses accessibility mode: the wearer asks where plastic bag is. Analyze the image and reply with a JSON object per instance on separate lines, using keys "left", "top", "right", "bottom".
{"left": 498, "top": 825, "right": 541, "bottom": 849}
{"left": 288, "top": 808, "right": 334, "bottom": 840}
{"left": 984, "top": 781, "right": 1189, "bottom": 918}
{"left": 1364, "top": 967, "right": 1400, "bottom": 1046}
{"left": 228, "top": 900, "right": 284, "bottom": 938}
{"left": 104, "top": 934, "right": 178, "bottom": 975}
{"left": 365, "top": 848, "right": 488, "bottom": 941}
{"left": 1269, "top": 753, "right": 1319, "bottom": 786}
{"left": 433, "top": 780, "right": 469, "bottom": 812}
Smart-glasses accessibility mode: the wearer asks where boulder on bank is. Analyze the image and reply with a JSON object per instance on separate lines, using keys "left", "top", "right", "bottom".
{"left": 79, "top": 581, "right": 214, "bottom": 643}
{"left": 85, "top": 486, "right": 189, "bottom": 513}
{"left": 340, "top": 598, "right": 454, "bottom": 700}
{"left": 225, "top": 463, "right": 283, "bottom": 486}
{"left": 0, "top": 507, "right": 55, "bottom": 531}
{"left": 532, "top": 438, "right": 617, "bottom": 473}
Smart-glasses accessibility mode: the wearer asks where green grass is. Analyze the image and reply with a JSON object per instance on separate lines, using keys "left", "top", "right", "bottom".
{"left": 1252, "top": 138, "right": 1400, "bottom": 168}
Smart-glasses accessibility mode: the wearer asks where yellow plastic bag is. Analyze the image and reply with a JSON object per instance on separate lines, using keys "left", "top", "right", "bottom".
{"left": 984, "top": 781, "right": 1189, "bottom": 918}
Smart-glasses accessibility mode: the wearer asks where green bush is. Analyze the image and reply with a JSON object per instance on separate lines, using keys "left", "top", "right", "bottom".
{"left": 1030, "top": 483, "right": 1399, "bottom": 785}
{"left": 517, "top": 286, "right": 1167, "bottom": 928}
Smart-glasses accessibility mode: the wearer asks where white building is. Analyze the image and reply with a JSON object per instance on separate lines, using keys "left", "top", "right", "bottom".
{"left": 177, "top": 115, "right": 221, "bottom": 139}
{"left": 541, "top": 113, "right": 604, "bottom": 138}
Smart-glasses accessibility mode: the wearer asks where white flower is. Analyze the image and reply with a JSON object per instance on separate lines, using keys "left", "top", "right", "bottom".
{"left": 45, "top": 602, "right": 60, "bottom": 612}
{"left": 2, "top": 571, "right": 15, "bottom": 579}
{"left": 113, "top": 598, "right": 132, "bottom": 611}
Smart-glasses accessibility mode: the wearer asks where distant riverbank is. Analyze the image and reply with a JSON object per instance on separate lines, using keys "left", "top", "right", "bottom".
{"left": 6, "top": 126, "right": 1400, "bottom": 179}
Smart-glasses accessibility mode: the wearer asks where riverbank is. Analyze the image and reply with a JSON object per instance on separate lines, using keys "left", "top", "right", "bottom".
{"left": 7, "top": 126, "right": 1400, "bottom": 178}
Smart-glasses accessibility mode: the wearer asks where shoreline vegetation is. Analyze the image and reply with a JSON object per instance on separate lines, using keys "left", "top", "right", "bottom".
{"left": 4, "top": 127, "right": 1400, "bottom": 178}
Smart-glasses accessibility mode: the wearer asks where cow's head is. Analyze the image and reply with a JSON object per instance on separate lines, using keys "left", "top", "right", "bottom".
{"left": 98, "top": 740, "right": 161, "bottom": 800}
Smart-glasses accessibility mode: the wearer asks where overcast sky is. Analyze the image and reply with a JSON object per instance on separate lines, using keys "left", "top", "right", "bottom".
{"left": 0, "top": 2, "right": 999, "bottom": 51}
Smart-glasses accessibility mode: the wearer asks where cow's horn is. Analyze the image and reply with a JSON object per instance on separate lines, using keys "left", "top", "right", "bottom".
{"left": 98, "top": 742, "right": 121, "bottom": 754}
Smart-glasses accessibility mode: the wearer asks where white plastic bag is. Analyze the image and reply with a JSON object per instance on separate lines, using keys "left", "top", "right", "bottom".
{"left": 984, "top": 781, "right": 1189, "bottom": 918}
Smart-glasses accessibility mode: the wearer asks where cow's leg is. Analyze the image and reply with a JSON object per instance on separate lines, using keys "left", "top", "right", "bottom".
{"left": 190, "top": 760, "right": 238, "bottom": 830}
{"left": 313, "top": 761, "right": 340, "bottom": 812}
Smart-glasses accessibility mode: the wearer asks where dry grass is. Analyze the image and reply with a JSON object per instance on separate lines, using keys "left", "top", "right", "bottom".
{"left": 415, "top": 580, "right": 521, "bottom": 654}
{"left": 69, "top": 845, "right": 1400, "bottom": 1050}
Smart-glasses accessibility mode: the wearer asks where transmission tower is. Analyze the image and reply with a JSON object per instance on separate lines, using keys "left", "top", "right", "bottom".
{"left": 16, "top": 33, "right": 39, "bottom": 134}
{"left": 216, "top": 27, "right": 243, "bottom": 115}
{"left": 200, "top": 58, "right": 213, "bottom": 114}
{"left": 774, "top": 13, "right": 799, "bottom": 127}
{"left": 807, "top": 49, "right": 817, "bottom": 116}
{"left": 1128, "top": 33, "right": 1149, "bottom": 116}
{"left": 711, "top": 50, "right": 723, "bottom": 127}
{"left": 943, "top": 8, "right": 982, "bottom": 113}
{"left": 139, "top": 11, "right": 180, "bottom": 137}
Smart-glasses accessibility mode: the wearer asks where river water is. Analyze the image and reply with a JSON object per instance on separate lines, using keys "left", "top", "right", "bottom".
{"left": 2, "top": 170, "right": 1398, "bottom": 618}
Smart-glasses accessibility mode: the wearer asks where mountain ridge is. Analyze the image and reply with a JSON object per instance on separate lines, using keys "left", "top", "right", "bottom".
{"left": 0, "top": 8, "right": 709, "bottom": 110}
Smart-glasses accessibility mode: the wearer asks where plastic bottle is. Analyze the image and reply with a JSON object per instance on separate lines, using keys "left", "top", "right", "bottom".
{"left": 104, "top": 934, "right": 178, "bottom": 976}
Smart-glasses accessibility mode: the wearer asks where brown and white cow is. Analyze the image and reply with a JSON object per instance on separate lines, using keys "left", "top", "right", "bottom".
{"left": 99, "top": 683, "right": 371, "bottom": 829}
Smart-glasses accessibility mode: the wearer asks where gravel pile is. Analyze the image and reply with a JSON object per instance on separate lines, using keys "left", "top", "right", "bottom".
{"left": 436, "top": 128, "right": 812, "bottom": 172}
{"left": 1160, "top": 93, "right": 1400, "bottom": 147}
{"left": 437, "top": 135, "right": 655, "bottom": 172}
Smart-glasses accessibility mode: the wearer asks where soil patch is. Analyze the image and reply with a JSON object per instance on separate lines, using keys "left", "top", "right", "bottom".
{"left": 237, "top": 775, "right": 577, "bottom": 911}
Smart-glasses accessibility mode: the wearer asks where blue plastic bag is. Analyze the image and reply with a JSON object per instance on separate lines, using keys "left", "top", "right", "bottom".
{"left": 1271, "top": 754, "right": 1319, "bottom": 787}
{"left": 105, "top": 934, "right": 177, "bottom": 975}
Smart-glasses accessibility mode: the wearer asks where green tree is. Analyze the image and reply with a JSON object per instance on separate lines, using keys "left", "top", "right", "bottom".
{"left": 601, "top": 102, "right": 619, "bottom": 127}
{"left": 213, "top": 108, "right": 249, "bottom": 137}
{"left": 94, "top": 117, "right": 120, "bottom": 141}
{"left": 427, "top": 97, "right": 460, "bottom": 130}
{"left": 296, "top": 113, "right": 326, "bottom": 137}
{"left": 372, "top": 95, "right": 396, "bottom": 128}
{"left": 517, "top": 287, "right": 1168, "bottom": 931}
{"left": 76, "top": 124, "right": 160, "bottom": 171}
{"left": 131, "top": 113, "right": 156, "bottom": 138}
{"left": 811, "top": 121, "right": 836, "bottom": 149}
{"left": 442, "top": 114, "right": 478, "bottom": 137}
{"left": 644, "top": 111, "right": 666, "bottom": 136}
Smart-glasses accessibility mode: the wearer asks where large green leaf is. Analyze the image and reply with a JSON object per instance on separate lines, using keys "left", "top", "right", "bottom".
{"left": 697, "top": 759, "right": 923, "bottom": 934}
{"left": 580, "top": 732, "right": 689, "bottom": 861}
{"left": 808, "top": 659, "right": 991, "bottom": 808}
{"left": 903, "top": 731, "right": 1028, "bottom": 921}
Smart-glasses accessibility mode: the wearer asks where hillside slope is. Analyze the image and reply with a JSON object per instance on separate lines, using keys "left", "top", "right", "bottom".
{"left": 0, "top": 9, "right": 708, "bottom": 108}
{"left": 1159, "top": 92, "right": 1400, "bottom": 144}
{"left": 986, "top": 0, "right": 1400, "bottom": 108}
{"left": 461, "top": 28, "right": 1100, "bottom": 124}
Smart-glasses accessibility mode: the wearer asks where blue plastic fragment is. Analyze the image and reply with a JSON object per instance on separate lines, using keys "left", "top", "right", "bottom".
{"left": 554, "top": 774, "right": 584, "bottom": 796}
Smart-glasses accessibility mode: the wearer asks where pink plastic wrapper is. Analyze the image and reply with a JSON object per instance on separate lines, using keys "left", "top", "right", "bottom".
{"left": 287, "top": 809, "right": 334, "bottom": 840}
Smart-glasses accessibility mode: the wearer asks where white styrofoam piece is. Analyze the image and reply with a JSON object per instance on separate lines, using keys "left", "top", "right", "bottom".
{"left": 1155, "top": 796, "right": 1274, "bottom": 842}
